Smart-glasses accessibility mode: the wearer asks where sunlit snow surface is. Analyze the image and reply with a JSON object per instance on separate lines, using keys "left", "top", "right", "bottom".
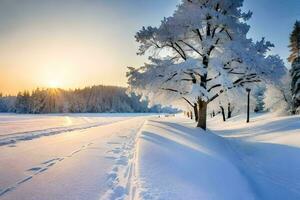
{"left": 0, "top": 113, "right": 152, "bottom": 146}
{"left": 0, "top": 113, "right": 153, "bottom": 199}
{"left": 135, "top": 113, "right": 300, "bottom": 200}
{"left": 0, "top": 113, "right": 300, "bottom": 200}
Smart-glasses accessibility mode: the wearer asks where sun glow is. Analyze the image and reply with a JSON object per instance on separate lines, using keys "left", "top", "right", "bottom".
{"left": 48, "top": 80, "right": 61, "bottom": 88}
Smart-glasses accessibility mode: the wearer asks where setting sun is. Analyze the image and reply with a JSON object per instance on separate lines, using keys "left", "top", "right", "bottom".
{"left": 48, "top": 80, "right": 61, "bottom": 88}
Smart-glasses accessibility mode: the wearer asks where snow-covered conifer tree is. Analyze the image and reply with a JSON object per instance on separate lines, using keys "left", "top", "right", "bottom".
{"left": 288, "top": 21, "right": 300, "bottom": 63}
{"left": 288, "top": 21, "right": 300, "bottom": 113}
{"left": 291, "top": 58, "right": 300, "bottom": 113}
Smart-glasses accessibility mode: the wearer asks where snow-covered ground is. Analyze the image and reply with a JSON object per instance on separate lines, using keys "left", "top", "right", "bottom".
{"left": 210, "top": 113, "right": 300, "bottom": 200}
{"left": 135, "top": 117, "right": 255, "bottom": 200}
{"left": 0, "top": 113, "right": 300, "bottom": 199}
{"left": 134, "top": 113, "right": 300, "bottom": 200}
{"left": 0, "top": 113, "right": 154, "bottom": 146}
{"left": 0, "top": 114, "right": 153, "bottom": 199}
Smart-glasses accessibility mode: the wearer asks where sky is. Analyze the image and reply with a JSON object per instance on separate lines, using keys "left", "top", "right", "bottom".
{"left": 0, "top": 0, "right": 299, "bottom": 95}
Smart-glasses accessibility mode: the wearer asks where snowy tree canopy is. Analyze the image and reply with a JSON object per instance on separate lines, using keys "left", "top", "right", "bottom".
{"left": 127, "top": 0, "right": 286, "bottom": 128}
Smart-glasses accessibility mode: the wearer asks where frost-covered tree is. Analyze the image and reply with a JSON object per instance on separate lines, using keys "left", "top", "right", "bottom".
{"left": 128, "top": 0, "right": 275, "bottom": 130}
{"left": 0, "top": 85, "right": 173, "bottom": 114}
{"left": 253, "top": 86, "right": 265, "bottom": 113}
{"left": 264, "top": 85, "right": 290, "bottom": 115}
{"left": 0, "top": 95, "right": 16, "bottom": 112}
{"left": 288, "top": 21, "right": 300, "bottom": 63}
{"left": 262, "top": 55, "right": 291, "bottom": 114}
{"left": 15, "top": 91, "right": 31, "bottom": 113}
{"left": 30, "top": 88, "right": 47, "bottom": 114}
{"left": 290, "top": 58, "right": 300, "bottom": 113}
{"left": 288, "top": 21, "right": 300, "bottom": 113}
{"left": 127, "top": 58, "right": 202, "bottom": 112}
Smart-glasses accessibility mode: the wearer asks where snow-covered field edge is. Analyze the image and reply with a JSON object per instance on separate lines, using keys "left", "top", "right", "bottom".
{"left": 0, "top": 119, "right": 125, "bottom": 146}
{"left": 0, "top": 113, "right": 162, "bottom": 146}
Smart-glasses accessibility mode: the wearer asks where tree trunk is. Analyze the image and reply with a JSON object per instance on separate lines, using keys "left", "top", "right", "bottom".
{"left": 196, "top": 53, "right": 209, "bottom": 130}
{"left": 193, "top": 103, "right": 198, "bottom": 122}
{"left": 196, "top": 99, "right": 207, "bottom": 130}
{"left": 220, "top": 106, "right": 226, "bottom": 122}
{"left": 227, "top": 103, "right": 232, "bottom": 119}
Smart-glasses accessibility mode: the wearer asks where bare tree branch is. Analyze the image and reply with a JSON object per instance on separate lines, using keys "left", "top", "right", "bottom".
{"left": 207, "top": 72, "right": 221, "bottom": 82}
{"left": 196, "top": 28, "right": 203, "bottom": 41}
{"left": 182, "top": 97, "right": 194, "bottom": 107}
{"left": 178, "top": 40, "right": 204, "bottom": 57}
{"left": 208, "top": 84, "right": 222, "bottom": 92}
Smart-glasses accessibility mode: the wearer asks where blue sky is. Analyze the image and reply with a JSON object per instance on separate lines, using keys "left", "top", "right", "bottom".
{"left": 244, "top": 0, "right": 300, "bottom": 66}
{"left": 0, "top": 0, "right": 299, "bottom": 94}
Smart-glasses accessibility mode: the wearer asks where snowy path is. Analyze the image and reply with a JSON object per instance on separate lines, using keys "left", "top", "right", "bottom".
{"left": 0, "top": 115, "right": 148, "bottom": 200}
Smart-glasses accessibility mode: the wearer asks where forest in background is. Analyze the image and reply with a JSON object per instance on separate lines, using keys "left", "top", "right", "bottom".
{"left": 0, "top": 85, "right": 174, "bottom": 114}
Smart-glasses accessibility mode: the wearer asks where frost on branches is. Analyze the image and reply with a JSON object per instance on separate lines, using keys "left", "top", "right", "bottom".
{"left": 263, "top": 55, "right": 291, "bottom": 115}
{"left": 127, "top": 0, "right": 283, "bottom": 130}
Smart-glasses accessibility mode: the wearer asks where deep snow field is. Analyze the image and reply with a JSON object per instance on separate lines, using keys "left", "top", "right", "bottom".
{"left": 0, "top": 113, "right": 299, "bottom": 200}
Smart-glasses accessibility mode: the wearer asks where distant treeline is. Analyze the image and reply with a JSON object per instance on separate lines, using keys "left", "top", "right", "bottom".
{"left": 0, "top": 85, "right": 174, "bottom": 113}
